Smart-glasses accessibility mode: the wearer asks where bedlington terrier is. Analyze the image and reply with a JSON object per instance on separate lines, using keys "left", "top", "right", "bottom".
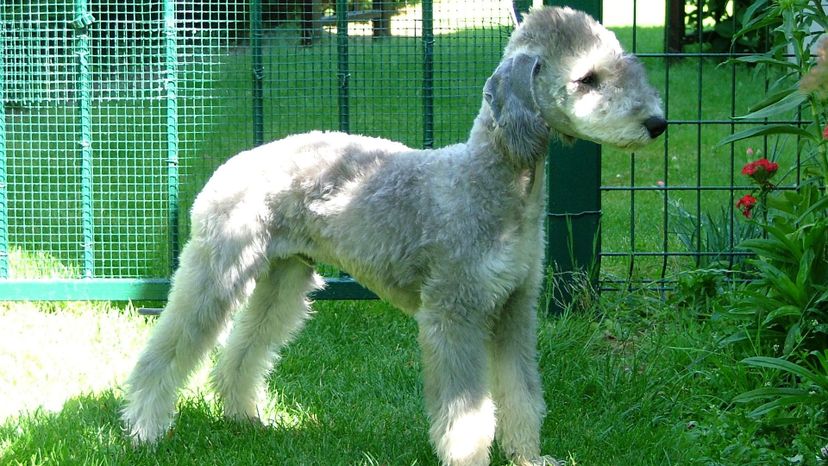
{"left": 122, "top": 6, "right": 665, "bottom": 466}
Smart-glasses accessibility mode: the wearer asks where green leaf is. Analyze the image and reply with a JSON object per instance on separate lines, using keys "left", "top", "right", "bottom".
{"left": 783, "top": 322, "right": 802, "bottom": 356}
{"left": 746, "top": 85, "right": 802, "bottom": 114}
{"left": 733, "top": 386, "right": 810, "bottom": 403}
{"left": 735, "top": 1, "right": 777, "bottom": 39}
{"left": 742, "top": 356, "right": 823, "bottom": 385}
{"left": 813, "top": 350, "right": 828, "bottom": 374}
{"left": 796, "top": 195, "right": 828, "bottom": 224}
{"left": 731, "top": 55, "right": 799, "bottom": 69}
{"left": 738, "top": 0, "right": 769, "bottom": 31}
{"left": 740, "top": 238, "right": 797, "bottom": 265}
{"left": 761, "top": 305, "right": 802, "bottom": 326}
{"left": 733, "top": 386, "right": 808, "bottom": 403}
{"left": 719, "top": 329, "right": 751, "bottom": 346}
{"left": 763, "top": 223, "right": 804, "bottom": 259}
{"left": 802, "top": 223, "right": 827, "bottom": 252}
{"left": 814, "top": 288, "right": 828, "bottom": 305}
{"left": 796, "top": 248, "right": 815, "bottom": 291}
{"left": 717, "top": 125, "right": 815, "bottom": 146}
{"left": 738, "top": 290, "right": 790, "bottom": 313}
{"left": 750, "top": 259, "right": 800, "bottom": 296}
{"left": 766, "top": 416, "right": 808, "bottom": 427}
{"left": 735, "top": 90, "right": 808, "bottom": 120}
{"left": 748, "top": 394, "right": 820, "bottom": 418}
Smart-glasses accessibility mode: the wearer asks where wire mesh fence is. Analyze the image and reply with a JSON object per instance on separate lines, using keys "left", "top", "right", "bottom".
{"left": 0, "top": 0, "right": 516, "bottom": 299}
{"left": 0, "top": 0, "right": 813, "bottom": 301}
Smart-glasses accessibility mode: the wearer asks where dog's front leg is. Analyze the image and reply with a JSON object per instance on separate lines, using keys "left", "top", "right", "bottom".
{"left": 488, "top": 284, "right": 552, "bottom": 466}
{"left": 416, "top": 308, "right": 495, "bottom": 466}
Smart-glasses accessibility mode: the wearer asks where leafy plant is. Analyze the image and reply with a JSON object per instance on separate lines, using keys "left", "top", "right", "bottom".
{"left": 720, "top": 0, "right": 828, "bottom": 352}
{"left": 727, "top": 182, "right": 828, "bottom": 354}
{"left": 668, "top": 198, "right": 761, "bottom": 269}
{"left": 715, "top": 0, "right": 828, "bottom": 441}
{"left": 723, "top": 0, "right": 828, "bottom": 187}
{"left": 734, "top": 352, "right": 828, "bottom": 424}
{"left": 723, "top": 152, "right": 828, "bottom": 354}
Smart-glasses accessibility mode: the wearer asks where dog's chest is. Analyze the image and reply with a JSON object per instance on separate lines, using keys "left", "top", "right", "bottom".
{"left": 470, "top": 202, "right": 544, "bottom": 305}
{"left": 489, "top": 163, "right": 547, "bottom": 290}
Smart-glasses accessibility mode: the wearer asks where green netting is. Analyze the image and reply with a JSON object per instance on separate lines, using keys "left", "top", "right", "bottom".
{"left": 0, "top": 0, "right": 516, "bottom": 299}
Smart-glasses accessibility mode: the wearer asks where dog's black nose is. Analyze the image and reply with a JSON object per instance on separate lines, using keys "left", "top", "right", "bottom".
{"left": 644, "top": 116, "right": 667, "bottom": 139}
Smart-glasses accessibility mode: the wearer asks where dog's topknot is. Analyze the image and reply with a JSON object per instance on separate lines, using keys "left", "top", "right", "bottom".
{"left": 503, "top": 6, "right": 617, "bottom": 59}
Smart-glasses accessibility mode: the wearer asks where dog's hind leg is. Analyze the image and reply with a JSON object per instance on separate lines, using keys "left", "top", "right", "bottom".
{"left": 489, "top": 284, "right": 549, "bottom": 466}
{"left": 122, "top": 238, "right": 264, "bottom": 444}
{"left": 211, "top": 256, "right": 323, "bottom": 422}
{"left": 416, "top": 306, "right": 495, "bottom": 466}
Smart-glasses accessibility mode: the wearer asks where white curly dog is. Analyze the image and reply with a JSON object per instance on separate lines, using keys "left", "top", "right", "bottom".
{"left": 123, "top": 6, "right": 665, "bottom": 465}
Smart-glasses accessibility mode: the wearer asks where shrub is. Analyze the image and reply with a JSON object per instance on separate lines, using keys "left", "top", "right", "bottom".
{"left": 717, "top": 0, "right": 828, "bottom": 439}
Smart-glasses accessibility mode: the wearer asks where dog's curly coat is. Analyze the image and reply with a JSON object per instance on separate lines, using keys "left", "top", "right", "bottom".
{"left": 122, "top": 7, "right": 665, "bottom": 465}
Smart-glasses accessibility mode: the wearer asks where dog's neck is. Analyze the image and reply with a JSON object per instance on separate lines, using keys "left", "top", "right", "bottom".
{"left": 467, "top": 102, "right": 550, "bottom": 170}
{"left": 462, "top": 103, "right": 549, "bottom": 217}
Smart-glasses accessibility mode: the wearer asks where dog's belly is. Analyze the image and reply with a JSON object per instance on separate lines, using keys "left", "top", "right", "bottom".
{"left": 305, "top": 247, "right": 423, "bottom": 313}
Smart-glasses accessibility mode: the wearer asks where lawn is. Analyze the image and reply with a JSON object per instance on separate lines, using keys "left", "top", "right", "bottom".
{"left": 6, "top": 271, "right": 827, "bottom": 466}
{"left": 3, "top": 294, "right": 815, "bottom": 465}
{"left": 2, "top": 0, "right": 825, "bottom": 465}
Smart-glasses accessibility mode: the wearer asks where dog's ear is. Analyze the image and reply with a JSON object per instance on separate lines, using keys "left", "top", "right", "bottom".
{"left": 484, "top": 53, "right": 539, "bottom": 123}
{"left": 483, "top": 53, "right": 549, "bottom": 167}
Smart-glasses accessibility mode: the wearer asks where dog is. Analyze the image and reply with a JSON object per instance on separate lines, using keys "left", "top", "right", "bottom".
{"left": 122, "top": 7, "right": 665, "bottom": 465}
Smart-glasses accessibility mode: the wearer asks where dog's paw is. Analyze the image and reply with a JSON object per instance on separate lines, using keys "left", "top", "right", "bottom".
{"left": 121, "top": 409, "right": 172, "bottom": 446}
{"left": 535, "top": 456, "right": 564, "bottom": 466}
{"left": 512, "top": 455, "right": 565, "bottom": 466}
{"left": 124, "top": 423, "right": 169, "bottom": 448}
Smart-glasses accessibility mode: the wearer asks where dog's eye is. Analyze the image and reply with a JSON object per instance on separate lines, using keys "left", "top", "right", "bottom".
{"left": 577, "top": 71, "right": 598, "bottom": 87}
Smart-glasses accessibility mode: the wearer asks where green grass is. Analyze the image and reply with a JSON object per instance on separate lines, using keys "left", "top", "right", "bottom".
{"left": 2, "top": 293, "right": 821, "bottom": 465}
{"left": 0, "top": 301, "right": 435, "bottom": 465}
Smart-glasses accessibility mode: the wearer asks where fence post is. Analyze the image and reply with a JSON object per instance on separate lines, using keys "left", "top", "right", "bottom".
{"left": 163, "top": 0, "right": 180, "bottom": 270}
{"left": 543, "top": 0, "right": 602, "bottom": 313}
{"left": 336, "top": 0, "right": 350, "bottom": 134}
{"left": 422, "top": 0, "right": 434, "bottom": 149}
{"left": 0, "top": 18, "right": 8, "bottom": 278}
{"left": 372, "top": 0, "right": 391, "bottom": 37}
{"left": 251, "top": 0, "right": 264, "bottom": 146}
{"left": 72, "top": 0, "right": 95, "bottom": 279}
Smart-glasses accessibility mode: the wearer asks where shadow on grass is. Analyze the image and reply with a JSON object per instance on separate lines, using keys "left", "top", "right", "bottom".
{"left": 0, "top": 381, "right": 433, "bottom": 465}
{"left": 0, "top": 301, "right": 437, "bottom": 465}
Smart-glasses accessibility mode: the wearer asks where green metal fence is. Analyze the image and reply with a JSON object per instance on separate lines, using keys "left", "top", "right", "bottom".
{"left": 595, "top": 0, "right": 811, "bottom": 294}
{"left": 0, "top": 0, "right": 518, "bottom": 300}
{"left": 0, "top": 0, "right": 806, "bottom": 302}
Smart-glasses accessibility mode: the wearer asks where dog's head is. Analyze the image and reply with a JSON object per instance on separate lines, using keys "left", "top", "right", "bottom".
{"left": 484, "top": 6, "right": 665, "bottom": 153}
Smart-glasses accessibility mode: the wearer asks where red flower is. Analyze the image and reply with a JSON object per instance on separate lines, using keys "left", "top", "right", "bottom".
{"left": 736, "top": 194, "right": 757, "bottom": 218}
{"left": 741, "top": 158, "right": 779, "bottom": 185}
{"left": 823, "top": 124, "right": 828, "bottom": 140}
